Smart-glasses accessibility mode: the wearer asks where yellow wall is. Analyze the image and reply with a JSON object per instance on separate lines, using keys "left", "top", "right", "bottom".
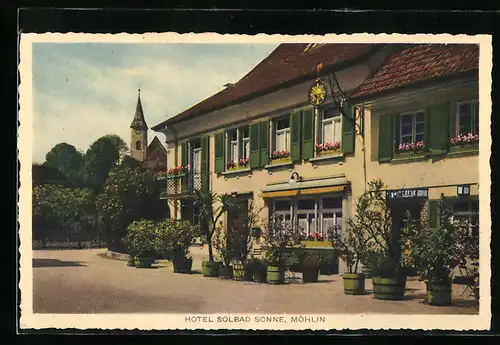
{"left": 163, "top": 81, "right": 479, "bottom": 230}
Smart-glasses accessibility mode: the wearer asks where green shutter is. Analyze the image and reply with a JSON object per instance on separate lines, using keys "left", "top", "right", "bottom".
{"left": 249, "top": 123, "right": 260, "bottom": 168}
{"left": 200, "top": 136, "right": 209, "bottom": 192}
{"left": 290, "top": 111, "right": 302, "bottom": 162}
{"left": 428, "top": 199, "right": 440, "bottom": 229}
{"left": 259, "top": 120, "right": 269, "bottom": 167}
{"left": 341, "top": 106, "right": 355, "bottom": 154}
{"left": 214, "top": 131, "right": 225, "bottom": 173}
{"left": 301, "top": 108, "right": 314, "bottom": 160}
{"left": 378, "top": 114, "right": 393, "bottom": 162}
{"left": 238, "top": 129, "right": 243, "bottom": 162}
{"left": 393, "top": 114, "right": 401, "bottom": 150}
{"left": 181, "top": 142, "right": 188, "bottom": 166}
{"left": 450, "top": 103, "right": 457, "bottom": 139}
{"left": 428, "top": 103, "right": 450, "bottom": 155}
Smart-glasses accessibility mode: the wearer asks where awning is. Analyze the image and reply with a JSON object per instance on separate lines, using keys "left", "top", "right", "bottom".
{"left": 260, "top": 177, "right": 349, "bottom": 199}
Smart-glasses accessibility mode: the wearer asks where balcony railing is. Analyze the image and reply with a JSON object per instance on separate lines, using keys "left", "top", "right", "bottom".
{"left": 157, "top": 171, "right": 207, "bottom": 198}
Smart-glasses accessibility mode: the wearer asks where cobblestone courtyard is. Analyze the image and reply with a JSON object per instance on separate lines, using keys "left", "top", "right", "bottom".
{"left": 32, "top": 248, "right": 479, "bottom": 314}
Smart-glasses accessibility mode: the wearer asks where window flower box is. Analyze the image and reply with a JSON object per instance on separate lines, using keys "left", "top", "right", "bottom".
{"left": 394, "top": 141, "right": 428, "bottom": 160}
{"left": 227, "top": 158, "right": 250, "bottom": 171}
{"left": 449, "top": 133, "right": 479, "bottom": 153}
{"left": 301, "top": 240, "right": 331, "bottom": 248}
{"left": 271, "top": 157, "right": 291, "bottom": 165}
{"left": 156, "top": 167, "right": 189, "bottom": 180}
{"left": 317, "top": 149, "right": 341, "bottom": 157}
{"left": 271, "top": 150, "right": 290, "bottom": 160}
{"left": 315, "top": 141, "right": 341, "bottom": 157}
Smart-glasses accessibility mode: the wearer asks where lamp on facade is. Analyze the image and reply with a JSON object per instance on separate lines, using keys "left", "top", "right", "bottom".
{"left": 457, "top": 185, "right": 470, "bottom": 196}
{"left": 289, "top": 172, "right": 303, "bottom": 186}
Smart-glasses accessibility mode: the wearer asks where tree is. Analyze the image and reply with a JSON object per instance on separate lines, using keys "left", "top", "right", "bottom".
{"left": 351, "top": 179, "right": 402, "bottom": 277}
{"left": 32, "top": 184, "right": 96, "bottom": 247}
{"left": 44, "top": 143, "right": 85, "bottom": 187}
{"left": 190, "top": 190, "right": 237, "bottom": 262}
{"left": 83, "top": 135, "right": 128, "bottom": 193}
{"left": 95, "top": 164, "right": 167, "bottom": 252}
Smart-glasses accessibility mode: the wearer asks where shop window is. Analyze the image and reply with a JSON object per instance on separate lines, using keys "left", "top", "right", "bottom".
{"left": 456, "top": 100, "right": 479, "bottom": 136}
{"left": 297, "top": 199, "right": 315, "bottom": 210}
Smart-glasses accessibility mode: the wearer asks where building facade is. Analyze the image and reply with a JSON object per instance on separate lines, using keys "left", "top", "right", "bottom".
{"left": 152, "top": 44, "right": 480, "bottom": 271}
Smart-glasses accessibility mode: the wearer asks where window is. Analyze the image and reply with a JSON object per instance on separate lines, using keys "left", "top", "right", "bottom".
{"left": 274, "top": 117, "right": 290, "bottom": 152}
{"left": 321, "top": 108, "right": 342, "bottom": 144}
{"left": 225, "top": 127, "right": 250, "bottom": 165}
{"left": 269, "top": 196, "right": 344, "bottom": 240}
{"left": 320, "top": 197, "right": 343, "bottom": 239}
{"left": 191, "top": 140, "right": 201, "bottom": 173}
{"left": 228, "top": 130, "right": 238, "bottom": 162}
{"left": 135, "top": 141, "right": 142, "bottom": 150}
{"left": 456, "top": 100, "right": 479, "bottom": 136}
{"left": 242, "top": 127, "right": 250, "bottom": 160}
{"left": 399, "top": 110, "right": 425, "bottom": 145}
{"left": 453, "top": 199, "right": 479, "bottom": 236}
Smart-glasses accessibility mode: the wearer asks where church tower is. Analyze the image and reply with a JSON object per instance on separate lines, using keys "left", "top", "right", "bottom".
{"left": 130, "top": 89, "right": 148, "bottom": 162}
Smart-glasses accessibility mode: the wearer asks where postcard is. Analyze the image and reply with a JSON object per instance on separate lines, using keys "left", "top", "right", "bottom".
{"left": 19, "top": 32, "right": 492, "bottom": 331}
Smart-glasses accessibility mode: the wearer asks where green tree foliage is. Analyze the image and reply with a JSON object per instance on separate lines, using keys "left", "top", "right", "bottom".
{"left": 44, "top": 143, "right": 85, "bottom": 187}
{"left": 83, "top": 135, "right": 128, "bottom": 193}
{"left": 351, "top": 179, "right": 402, "bottom": 277}
{"left": 95, "top": 164, "right": 167, "bottom": 252}
{"left": 401, "top": 198, "right": 477, "bottom": 282}
{"left": 155, "top": 219, "right": 200, "bottom": 262}
{"left": 32, "top": 185, "right": 96, "bottom": 246}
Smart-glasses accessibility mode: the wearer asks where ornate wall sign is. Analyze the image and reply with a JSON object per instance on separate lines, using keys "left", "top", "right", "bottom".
{"left": 386, "top": 188, "right": 429, "bottom": 199}
{"left": 309, "top": 79, "right": 327, "bottom": 106}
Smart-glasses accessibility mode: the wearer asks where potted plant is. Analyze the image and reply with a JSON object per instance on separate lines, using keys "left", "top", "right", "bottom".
{"left": 126, "top": 253, "right": 136, "bottom": 267}
{"left": 297, "top": 252, "right": 323, "bottom": 283}
{"left": 123, "top": 219, "right": 158, "bottom": 268}
{"left": 213, "top": 222, "right": 235, "bottom": 279}
{"left": 356, "top": 180, "right": 407, "bottom": 300}
{"left": 262, "top": 219, "right": 304, "bottom": 285}
{"left": 191, "top": 190, "right": 237, "bottom": 277}
{"left": 156, "top": 219, "right": 199, "bottom": 274}
{"left": 247, "top": 257, "right": 267, "bottom": 283}
{"left": 402, "top": 198, "right": 474, "bottom": 306}
{"left": 230, "top": 200, "right": 263, "bottom": 281}
{"left": 328, "top": 220, "right": 370, "bottom": 295}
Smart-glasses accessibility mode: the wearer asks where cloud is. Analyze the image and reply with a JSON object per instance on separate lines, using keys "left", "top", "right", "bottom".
{"left": 32, "top": 43, "right": 278, "bottom": 163}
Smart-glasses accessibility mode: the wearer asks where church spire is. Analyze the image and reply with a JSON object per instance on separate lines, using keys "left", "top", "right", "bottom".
{"left": 130, "top": 89, "right": 148, "bottom": 130}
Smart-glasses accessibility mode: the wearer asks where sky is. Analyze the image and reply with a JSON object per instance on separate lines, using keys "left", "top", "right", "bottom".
{"left": 32, "top": 43, "right": 279, "bottom": 164}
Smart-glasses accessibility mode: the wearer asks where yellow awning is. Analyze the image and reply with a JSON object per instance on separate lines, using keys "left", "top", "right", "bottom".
{"left": 298, "top": 185, "right": 345, "bottom": 195}
{"left": 260, "top": 190, "right": 299, "bottom": 198}
{"left": 260, "top": 185, "right": 345, "bottom": 198}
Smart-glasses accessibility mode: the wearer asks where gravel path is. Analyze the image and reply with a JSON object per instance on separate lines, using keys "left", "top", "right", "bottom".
{"left": 32, "top": 249, "right": 479, "bottom": 314}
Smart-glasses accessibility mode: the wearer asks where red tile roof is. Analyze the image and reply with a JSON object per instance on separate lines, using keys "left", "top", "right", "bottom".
{"left": 351, "top": 44, "right": 479, "bottom": 99}
{"left": 152, "top": 43, "right": 380, "bottom": 129}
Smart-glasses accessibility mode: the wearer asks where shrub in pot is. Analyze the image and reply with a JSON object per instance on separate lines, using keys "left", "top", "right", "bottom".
{"left": 262, "top": 219, "right": 304, "bottom": 285}
{"left": 156, "top": 219, "right": 199, "bottom": 274}
{"left": 298, "top": 252, "right": 324, "bottom": 283}
{"left": 248, "top": 257, "right": 267, "bottom": 283}
{"left": 123, "top": 220, "right": 158, "bottom": 268}
{"left": 328, "top": 219, "right": 370, "bottom": 295}
{"left": 213, "top": 222, "right": 235, "bottom": 280}
{"left": 353, "top": 180, "right": 407, "bottom": 300}
{"left": 229, "top": 200, "right": 263, "bottom": 281}
{"left": 402, "top": 198, "right": 477, "bottom": 306}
